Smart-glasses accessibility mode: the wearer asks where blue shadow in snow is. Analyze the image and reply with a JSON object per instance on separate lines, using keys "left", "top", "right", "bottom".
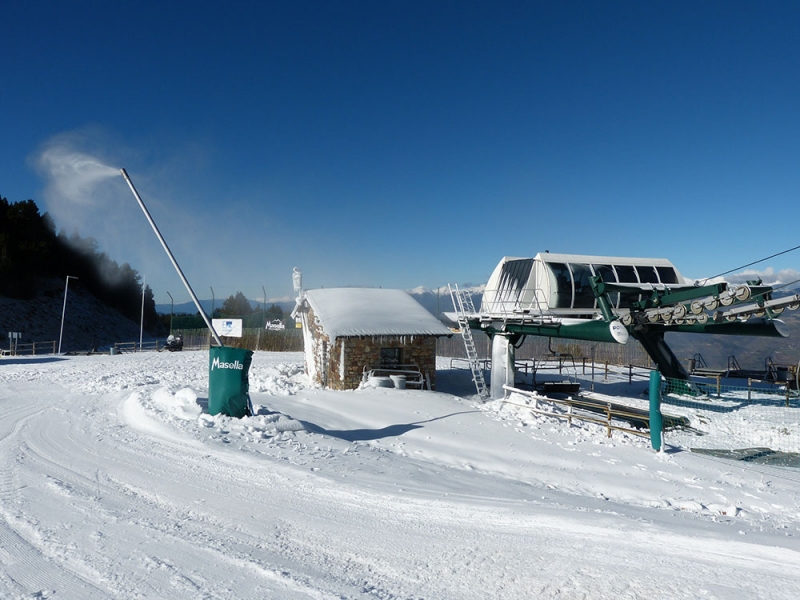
{"left": 1, "top": 356, "right": 68, "bottom": 366}
{"left": 299, "top": 410, "right": 481, "bottom": 442}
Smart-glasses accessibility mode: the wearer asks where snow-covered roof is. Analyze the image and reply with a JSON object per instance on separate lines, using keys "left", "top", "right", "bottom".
{"left": 303, "top": 288, "right": 452, "bottom": 339}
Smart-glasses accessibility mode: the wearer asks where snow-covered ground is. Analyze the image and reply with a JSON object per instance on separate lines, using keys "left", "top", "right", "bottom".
{"left": 1, "top": 350, "right": 800, "bottom": 599}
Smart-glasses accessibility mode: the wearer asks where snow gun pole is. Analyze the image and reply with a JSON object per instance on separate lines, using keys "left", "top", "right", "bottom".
{"left": 120, "top": 168, "right": 224, "bottom": 347}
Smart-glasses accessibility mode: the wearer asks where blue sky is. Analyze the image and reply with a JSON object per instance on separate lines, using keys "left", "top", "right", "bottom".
{"left": 3, "top": 1, "right": 800, "bottom": 305}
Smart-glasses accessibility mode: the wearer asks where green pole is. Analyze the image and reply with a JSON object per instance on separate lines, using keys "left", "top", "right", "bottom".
{"left": 649, "top": 370, "right": 663, "bottom": 451}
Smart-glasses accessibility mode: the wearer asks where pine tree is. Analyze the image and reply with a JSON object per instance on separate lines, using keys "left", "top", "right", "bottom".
{"left": 220, "top": 291, "right": 253, "bottom": 316}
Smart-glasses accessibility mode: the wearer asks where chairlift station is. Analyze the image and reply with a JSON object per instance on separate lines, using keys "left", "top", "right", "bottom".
{"left": 449, "top": 253, "right": 800, "bottom": 399}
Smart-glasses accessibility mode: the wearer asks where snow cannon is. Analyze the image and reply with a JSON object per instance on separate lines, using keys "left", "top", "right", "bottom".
{"left": 208, "top": 347, "right": 254, "bottom": 418}
{"left": 121, "top": 168, "right": 253, "bottom": 418}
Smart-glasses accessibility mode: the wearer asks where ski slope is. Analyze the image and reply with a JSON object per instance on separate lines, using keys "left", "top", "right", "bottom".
{"left": 1, "top": 351, "right": 799, "bottom": 599}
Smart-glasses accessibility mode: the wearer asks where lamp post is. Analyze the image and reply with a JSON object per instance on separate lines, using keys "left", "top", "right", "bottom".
{"left": 58, "top": 275, "right": 78, "bottom": 354}
{"left": 166, "top": 291, "right": 174, "bottom": 334}
{"left": 262, "top": 285, "right": 267, "bottom": 325}
{"left": 140, "top": 276, "right": 145, "bottom": 351}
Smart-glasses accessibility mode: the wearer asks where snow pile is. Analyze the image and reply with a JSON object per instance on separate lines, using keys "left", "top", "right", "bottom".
{"left": 248, "top": 358, "right": 307, "bottom": 395}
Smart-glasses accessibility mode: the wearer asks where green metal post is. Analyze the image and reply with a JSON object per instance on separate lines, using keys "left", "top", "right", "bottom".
{"left": 649, "top": 370, "right": 663, "bottom": 451}
{"left": 589, "top": 275, "right": 615, "bottom": 321}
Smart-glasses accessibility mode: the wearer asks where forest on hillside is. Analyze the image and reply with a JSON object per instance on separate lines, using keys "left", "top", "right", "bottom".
{"left": 0, "top": 195, "right": 159, "bottom": 330}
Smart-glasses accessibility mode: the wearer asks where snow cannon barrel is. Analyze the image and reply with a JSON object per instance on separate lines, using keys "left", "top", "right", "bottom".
{"left": 120, "top": 168, "right": 223, "bottom": 348}
{"left": 208, "top": 347, "right": 254, "bottom": 418}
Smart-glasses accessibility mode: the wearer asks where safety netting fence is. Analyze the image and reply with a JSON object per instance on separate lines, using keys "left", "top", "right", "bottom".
{"left": 660, "top": 376, "right": 800, "bottom": 461}
{"left": 170, "top": 328, "right": 303, "bottom": 352}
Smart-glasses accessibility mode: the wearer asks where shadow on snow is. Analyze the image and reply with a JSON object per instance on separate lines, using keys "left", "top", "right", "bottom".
{"left": 298, "top": 410, "right": 482, "bottom": 442}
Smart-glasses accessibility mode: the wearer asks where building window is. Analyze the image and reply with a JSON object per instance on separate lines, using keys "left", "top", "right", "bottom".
{"left": 546, "top": 262, "right": 573, "bottom": 309}
{"left": 614, "top": 265, "right": 639, "bottom": 308}
{"left": 592, "top": 264, "right": 619, "bottom": 307}
{"left": 636, "top": 265, "right": 660, "bottom": 284}
{"left": 570, "top": 263, "right": 595, "bottom": 309}
{"left": 380, "top": 348, "right": 402, "bottom": 368}
{"left": 656, "top": 266, "right": 679, "bottom": 284}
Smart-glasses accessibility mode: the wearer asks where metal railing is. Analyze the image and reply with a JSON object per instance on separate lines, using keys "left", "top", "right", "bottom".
{"left": 501, "top": 384, "right": 650, "bottom": 439}
{"left": 479, "top": 286, "right": 551, "bottom": 318}
{"left": 113, "top": 340, "right": 162, "bottom": 353}
{"left": 1, "top": 340, "right": 57, "bottom": 356}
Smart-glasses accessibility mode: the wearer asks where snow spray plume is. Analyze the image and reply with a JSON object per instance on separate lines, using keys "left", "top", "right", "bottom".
{"left": 36, "top": 144, "right": 120, "bottom": 206}
{"left": 32, "top": 137, "right": 154, "bottom": 290}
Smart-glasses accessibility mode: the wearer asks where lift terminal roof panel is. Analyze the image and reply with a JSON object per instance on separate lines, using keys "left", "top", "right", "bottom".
{"left": 482, "top": 254, "right": 686, "bottom": 315}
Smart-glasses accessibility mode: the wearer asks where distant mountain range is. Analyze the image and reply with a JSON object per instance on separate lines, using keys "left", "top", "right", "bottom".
{"left": 156, "top": 284, "right": 800, "bottom": 370}
{"left": 154, "top": 286, "right": 484, "bottom": 320}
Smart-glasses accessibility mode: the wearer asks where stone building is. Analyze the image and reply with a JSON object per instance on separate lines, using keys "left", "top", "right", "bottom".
{"left": 292, "top": 288, "right": 452, "bottom": 390}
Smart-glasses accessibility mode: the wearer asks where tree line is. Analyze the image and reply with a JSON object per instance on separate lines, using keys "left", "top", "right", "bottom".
{"left": 214, "top": 291, "right": 285, "bottom": 321}
{"left": 0, "top": 196, "right": 159, "bottom": 331}
{"left": 169, "top": 291, "right": 288, "bottom": 330}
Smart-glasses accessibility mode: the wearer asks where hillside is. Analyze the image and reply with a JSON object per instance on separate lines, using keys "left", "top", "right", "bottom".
{"left": 666, "top": 312, "right": 800, "bottom": 370}
{"left": 1, "top": 278, "right": 149, "bottom": 353}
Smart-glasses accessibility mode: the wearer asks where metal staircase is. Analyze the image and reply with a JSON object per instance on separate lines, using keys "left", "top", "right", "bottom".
{"left": 448, "top": 284, "right": 489, "bottom": 399}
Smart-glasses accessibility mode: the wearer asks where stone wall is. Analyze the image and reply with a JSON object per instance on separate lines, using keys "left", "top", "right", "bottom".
{"left": 304, "top": 307, "right": 331, "bottom": 388}
{"left": 329, "top": 335, "right": 439, "bottom": 390}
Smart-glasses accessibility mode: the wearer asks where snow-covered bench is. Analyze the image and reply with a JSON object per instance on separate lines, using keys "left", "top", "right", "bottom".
{"left": 362, "top": 365, "right": 426, "bottom": 389}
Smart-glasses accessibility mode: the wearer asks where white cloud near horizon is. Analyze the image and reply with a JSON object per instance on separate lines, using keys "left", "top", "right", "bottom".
{"left": 693, "top": 267, "right": 800, "bottom": 288}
